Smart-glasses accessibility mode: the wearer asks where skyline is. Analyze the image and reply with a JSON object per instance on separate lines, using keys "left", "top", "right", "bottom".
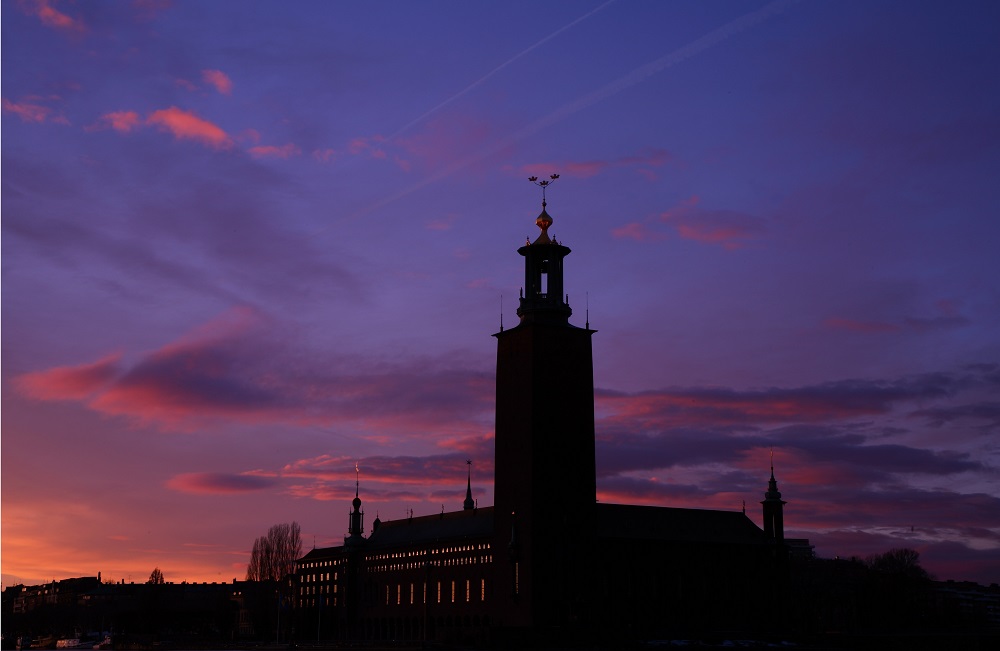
{"left": 3, "top": 0, "right": 1000, "bottom": 588}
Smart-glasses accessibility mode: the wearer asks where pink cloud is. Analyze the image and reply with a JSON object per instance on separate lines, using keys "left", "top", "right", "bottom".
{"left": 313, "top": 148, "right": 336, "bottom": 163}
{"left": 146, "top": 106, "right": 232, "bottom": 149}
{"left": 393, "top": 155, "right": 411, "bottom": 172}
{"left": 16, "top": 353, "right": 123, "bottom": 400}
{"left": 394, "top": 115, "right": 494, "bottom": 171}
{"left": 201, "top": 69, "right": 233, "bottom": 95}
{"left": 248, "top": 143, "right": 301, "bottom": 159}
{"left": 174, "top": 78, "right": 198, "bottom": 92}
{"left": 611, "top": 221, "right": 666, "bottom": 242}
{"left": 2, "top": 98, "right": 52, "bottom": 123}
{"left": 348, "top": 137, "right": 372, "bottom": 155}
{"left": 658, "top": 195, "right": 765, "bottom": 249}
{"left": 825, "top": 317, "right": 901, "bottom": 334}
{"left": 166, "top": 472, "right": 276, "bottom": 495}
{"left": 425, "top": 214, "right": 458, "bottom": 231}
{"left": 520, "top": 148, "right": 675, "bottom": 181}
{"left": 25, "top": 0, "right": 85, "bottom": 32}
{"left": 100, "top": 110, "right": 141, "bottom": 132}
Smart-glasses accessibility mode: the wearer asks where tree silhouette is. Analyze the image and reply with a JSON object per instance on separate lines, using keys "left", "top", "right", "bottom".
{"left": 147, "top": 566, "right": 165, "bottom": 584}
{"left": 864, "top": 547, "right": 930, "bottom": 580}
{"left": 246, "top": 521, "right": 302, "bottom": 582}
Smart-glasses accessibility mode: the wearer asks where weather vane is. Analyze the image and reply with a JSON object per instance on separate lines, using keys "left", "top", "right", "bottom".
{"left": 528, "top": 173, "right": 560, "bottom": 208}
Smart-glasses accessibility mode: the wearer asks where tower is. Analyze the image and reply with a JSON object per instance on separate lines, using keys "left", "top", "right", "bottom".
{"left": 463, "top": 459, "right": 475, "bottom": 510}
{"left": 346, "top": 464, "right": 364, "bottom": 544}
{"left": 493, "top": 179, "right": 597, "bottom": 630}
{"left": 761, "top": 454, "right": 786, "bottom": 542}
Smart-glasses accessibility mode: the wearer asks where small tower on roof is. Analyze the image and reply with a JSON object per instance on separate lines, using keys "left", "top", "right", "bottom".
{"left": 463, "top": 459, "right": 475, "bottom": 510}
{"left": 347, "top": 463, "right": 365, "bottom": 545}
{"left": 761, "top": 450, "right": 787, "bottom": 543}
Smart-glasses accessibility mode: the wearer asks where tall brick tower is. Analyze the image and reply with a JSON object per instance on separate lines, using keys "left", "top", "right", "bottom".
{"left": 493, "top": 178, "right": 597, "bottom": 632}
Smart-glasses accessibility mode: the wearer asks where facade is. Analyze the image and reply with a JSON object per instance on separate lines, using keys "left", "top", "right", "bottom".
{"left": 293, "top": 197, "right": 789, "bottom": 644}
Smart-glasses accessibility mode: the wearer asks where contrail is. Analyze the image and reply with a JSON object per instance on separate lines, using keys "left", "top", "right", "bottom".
{"left": 325, "top": 0, "right": 799, "bottom": 230}
{"left": 386, "top": 0, "right": 617, "bottom": 141}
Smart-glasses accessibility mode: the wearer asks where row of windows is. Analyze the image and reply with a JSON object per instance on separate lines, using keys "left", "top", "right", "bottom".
{"left": 300, "top": 584, "right": 338, "bottom": 596}
{"left": 299, "top": 559, "right": 342, "bottom": 570}
{"left": 368, "top": 543, "right": 490, "bottom": 562}
{"left": 303, "top": 572, "right": 337, "bottom": 583}
{"left": 384, "top": 579, "right": 487, "bottom": 606}
{"left": 369, "top": 555, "right": 493, "bottom": 573}
{"left": 299, "top": 596, "right": 337, "bottom": 608}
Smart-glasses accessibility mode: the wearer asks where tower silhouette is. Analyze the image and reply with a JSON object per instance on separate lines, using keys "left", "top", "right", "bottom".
{"left": 493, "top": 189, "right": 596, "bottom": 628}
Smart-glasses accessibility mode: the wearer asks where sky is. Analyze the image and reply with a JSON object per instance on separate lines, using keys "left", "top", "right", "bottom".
{"left": 2, "top": 0, "right": 999, "bottom": 588}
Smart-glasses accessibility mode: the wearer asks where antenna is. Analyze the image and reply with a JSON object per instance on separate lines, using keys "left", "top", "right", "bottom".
{"left": 500, "top": 294, "right": 503, "bottom": 331}
{"left": 586, "top": 291, "right": 590, "bottom": 329}
{"left": 528, "top": 173, "right": 560, "bottom": 208}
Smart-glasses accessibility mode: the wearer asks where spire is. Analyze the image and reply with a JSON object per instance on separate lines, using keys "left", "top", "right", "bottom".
{"left": 463, "top": 459, "right": 475, "bottom": 510}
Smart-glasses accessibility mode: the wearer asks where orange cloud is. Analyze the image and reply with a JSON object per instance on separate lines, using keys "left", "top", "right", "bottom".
{"left": 17, "top": 353, "right": 123, "bottom": 400}
{"left": 248, "top": 143, "right": 301, "bottom": 159}
{"left": 146, "top": 106, "right": 232, "bottom": 149}
{"left": 201, "top": 69, "right": 233, "bottom": 95}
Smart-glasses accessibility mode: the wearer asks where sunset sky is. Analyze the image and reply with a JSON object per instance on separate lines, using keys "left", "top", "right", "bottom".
{"left": 3, "top": 0, "right": 999, "bottom": 588}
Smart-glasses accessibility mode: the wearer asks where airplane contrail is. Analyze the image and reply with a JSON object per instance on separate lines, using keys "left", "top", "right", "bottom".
{"left": 324, "top": 0, "right": 799, "bottom": 230}
{"left": 386, "top": 0, "right": 617, "bottom": 141}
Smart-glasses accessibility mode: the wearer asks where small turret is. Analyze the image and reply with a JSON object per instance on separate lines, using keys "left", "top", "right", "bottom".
{"left": 761, "top": 451, "right": 787, "bottom": 542}
{"left": 347, "top": 464, "right": 365, "bottom": 545}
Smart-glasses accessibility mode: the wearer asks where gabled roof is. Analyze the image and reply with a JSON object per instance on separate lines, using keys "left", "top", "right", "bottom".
{"left": 596, "top": 502, "right": 767, "bottom": 545}
{"left": 366, "top": 506, "right": 495, "bottom": 549}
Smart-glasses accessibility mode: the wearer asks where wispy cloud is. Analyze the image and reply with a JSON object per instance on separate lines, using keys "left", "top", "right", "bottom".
{"left": 16, "top": 353, "right": 123, "bottom": 400}
{"left": 23, "top": 0, "right": 86, "bottom": 33}
{"left": 520, "top": 148, "right": 674, "bottom": 181}
{"left": 166, "top": 472, "right": 276, "bottom": 495}
{"left": 248, "top": 143, "right": 301, "bottom": 159}
{"left": 146, "top": 107, "right": 232, "bottom": 149}
{"left": 659, "top": 195, "right": 766, "bottom": 249}
{"left": 201, "top": 69, "right": 233, "bottom": 95}
{"left": 2, "top": 97, "right": 67, "bottom": 124}
{"left": 16, "top": 309, "right": 494, "bottom": 434}
{"left": 98, "top": 110, "right": 142, "bottom": 132}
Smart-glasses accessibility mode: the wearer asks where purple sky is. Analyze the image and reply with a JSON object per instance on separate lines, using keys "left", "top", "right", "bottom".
{"left": 3, "top": 0, "right": 999, "bottom": 588}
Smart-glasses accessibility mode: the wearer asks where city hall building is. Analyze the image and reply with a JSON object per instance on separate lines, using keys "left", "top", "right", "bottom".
{"left": 294, "top": 194, "right": 792, "bottom": 644}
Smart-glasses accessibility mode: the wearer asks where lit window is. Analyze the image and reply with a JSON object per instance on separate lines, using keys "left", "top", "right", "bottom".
{"left": 386, "top": 585, "right": 389, "bottom": 605}
{"left": 466, "top": 579, "right": 470, "bottom": 602}
{"left": 397, "top": 584, "right": 401, "bottom": 605}
{"left": 410, "top": 583, "right": 414, "bottom": 605}
{"left": 436, "top": 581, "right": 441, "bottom": 603}
{"left": 481, "top": 579, "right": 486, "bottom": 601}
{"left": 451, "top": 580, "right": 455, "bottom": 603}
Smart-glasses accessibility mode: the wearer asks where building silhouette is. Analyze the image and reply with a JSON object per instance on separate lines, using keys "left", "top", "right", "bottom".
{"left": 293, "top": 197, "right": 790, "bottom": 644}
